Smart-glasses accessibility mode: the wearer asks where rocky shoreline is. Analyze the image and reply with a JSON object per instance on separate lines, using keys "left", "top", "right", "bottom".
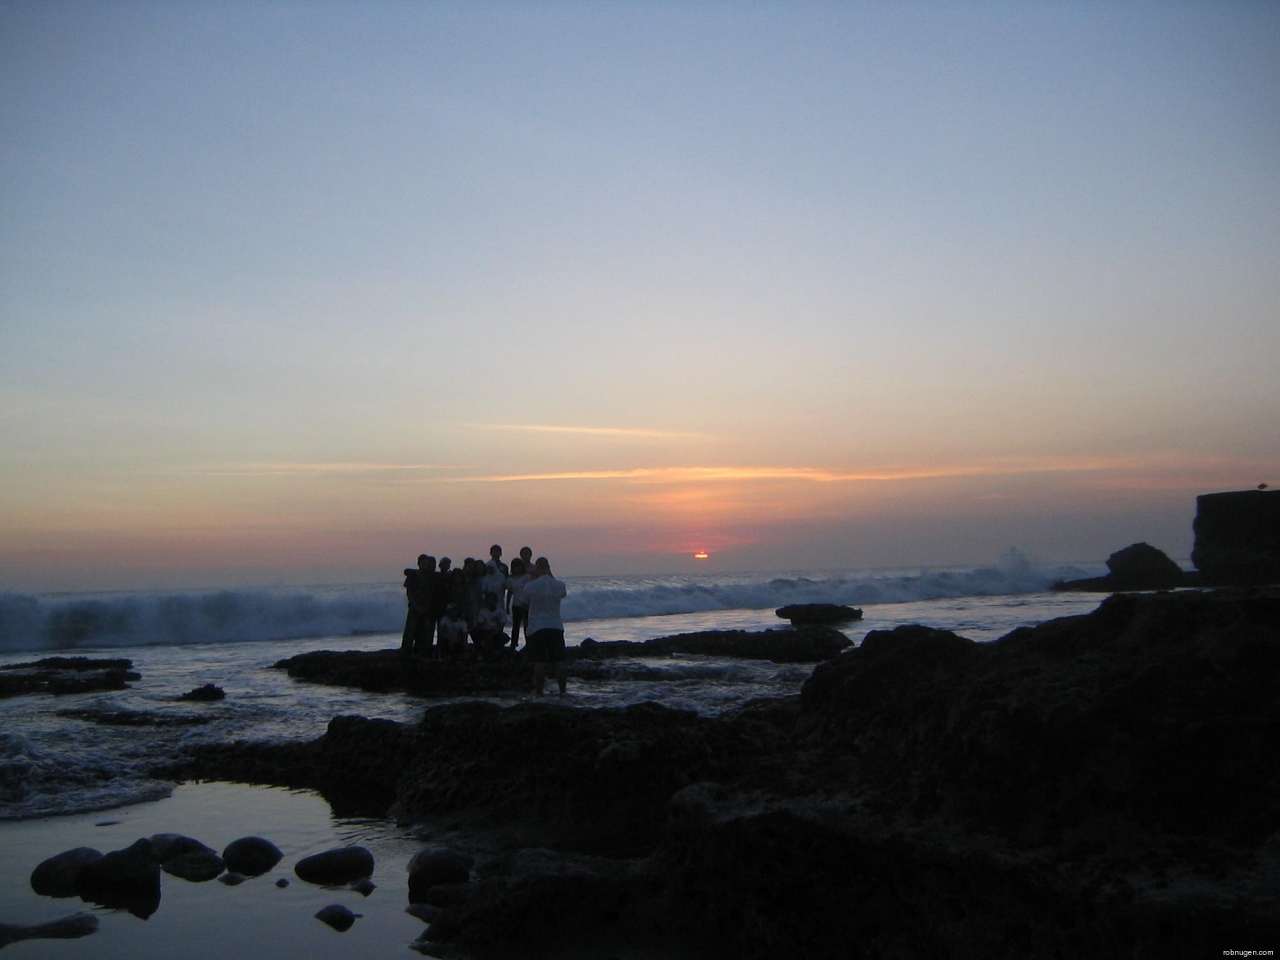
{"left": 130, "top": 585, "right": 1280, "bottom": 958}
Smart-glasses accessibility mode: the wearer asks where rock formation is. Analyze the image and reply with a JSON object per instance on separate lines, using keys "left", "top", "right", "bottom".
{"left": 1193, "top": 488, "right": 1280, "bottom": 584}
{"left": 159, "top": 586, "right": 1280, "bottom": 957}
{"left": 1055, "top": 541, "right": 1185, "bottom": 591}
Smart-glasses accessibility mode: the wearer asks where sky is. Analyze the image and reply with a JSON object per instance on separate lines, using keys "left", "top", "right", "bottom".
{"left": 2, "top": 1, "right": 1278, "bottom": 592}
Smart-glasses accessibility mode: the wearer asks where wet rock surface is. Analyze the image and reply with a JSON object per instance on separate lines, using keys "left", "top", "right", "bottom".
{"left": 272, "top": 625, "right": 849, "bottom": 698}
{"left": 161, "top": 587, "right": 1280, "bottom": 957}
{"left": 0, "top": 657, "right": 140, "bottom": 699}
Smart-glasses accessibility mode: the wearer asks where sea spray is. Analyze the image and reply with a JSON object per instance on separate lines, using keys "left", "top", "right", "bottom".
{"left": 0, "top": 552, "right": 1101, "bottom": 655}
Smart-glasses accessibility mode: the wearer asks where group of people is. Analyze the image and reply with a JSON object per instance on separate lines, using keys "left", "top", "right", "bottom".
{"left": 400, "top": 543, "right": 569, "bottom": 695}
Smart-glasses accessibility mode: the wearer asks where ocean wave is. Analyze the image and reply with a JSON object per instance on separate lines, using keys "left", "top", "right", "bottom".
{"left": 0, "top": 553, "right": 1101, "bottom": 654}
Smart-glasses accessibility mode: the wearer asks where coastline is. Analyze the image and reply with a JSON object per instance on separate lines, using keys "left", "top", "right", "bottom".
{"left": 5, "top": 584, "right": 1278, "bottom": 956}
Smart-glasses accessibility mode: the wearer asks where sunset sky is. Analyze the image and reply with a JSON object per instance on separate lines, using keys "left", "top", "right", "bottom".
{"left": 3, "top": 1, "right": 1278, "bottom": 591}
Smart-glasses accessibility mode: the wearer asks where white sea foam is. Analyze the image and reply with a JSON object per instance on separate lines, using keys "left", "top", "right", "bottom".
{"left": 0, "top": 552, "right": 1102, "bottom": 654}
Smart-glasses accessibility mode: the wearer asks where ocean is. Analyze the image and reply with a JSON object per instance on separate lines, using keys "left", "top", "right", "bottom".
{"left": 0, "top": 552, "right": 1112, "bottom": 958}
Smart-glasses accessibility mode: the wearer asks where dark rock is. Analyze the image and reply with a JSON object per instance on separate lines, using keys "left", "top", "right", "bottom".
{"left": 407, "top": 849, "right": 473, "bottom": 903}
{"left": 392, "top": 701, "right": 765, "bottom": 856}
{"left": 577, "top": 625, "right": 851, "bottom": 663}
{"left": 158, "top": 587, "right": 1280, "bottom": 957}
{"left": 1104, "top": 541, "right": 1184, "bottom": 587}
{"left": 350, "top": 878, "right": 376, "bottom": 896}
{"left": 30, "top": 847, "right": 102, "bottom": 898}
{"left": 275, "top": 878, "right": 289, "bottom": 888}
{"left": 161, "top": 849, "right": 224, "bottom": 882}
{"left": 221, "top": 836, "right": 282, "bottom": 876}
{"left": 176, "top": 682, "right": 225, "bottom": 702}
{"left": 0, "top": 912, "right": 98, "bottom": 948}
{"left": 294, "top": 846, "right": 375, "bottom": 885}
{"left": 1055, "top": 541, "right": 1185, "bottom": 592}
{"left": 775, "top": 603, "right": 863, "bottom": 625}
{"left": 77, "top": 839, "right": 161, "bottom": 917}
{"left": 314, "top": 904, "right": 359, "bottom": 932}
{"left": 1193, "top": 489, "right": 1280, "bottom": 584}
{"left": 219, "top": 872, "right": 246, "bottom": 886}
{"left": 149, "top": 833, "right": 215, "bottom": 863}
{"left": 0, "top": 657, "right": 139, "bottom": 699}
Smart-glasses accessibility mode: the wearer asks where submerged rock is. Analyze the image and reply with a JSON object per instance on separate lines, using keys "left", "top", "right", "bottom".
{"left": 0, "top": 912, "right": 98, "bottom": 948}
{"left": 176, "top": 682, "right": 226, "bottom": 702}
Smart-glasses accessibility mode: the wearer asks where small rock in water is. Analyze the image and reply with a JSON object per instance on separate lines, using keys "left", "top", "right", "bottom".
{"left": 350, "top": 877, "right": 376, "bottom": 896}
{"left": 222, "top": 836, "right": 283, "bottom": 876}
{"left": 275, "top": 878, "right": 289, "bottom": 888}
{"left": 219, "top": 872, "right": 246, "bottom": 886}
{"left": 295, "top": 846, "right": 375, "bottom": 885}
{"left": 314, "top": 904, "right": 360, "bottom": 932}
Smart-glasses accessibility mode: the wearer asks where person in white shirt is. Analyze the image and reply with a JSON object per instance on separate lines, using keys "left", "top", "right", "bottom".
{"left": 520, "top": 556, "right": 568, "bottom": 696}
{"left": 505, "top": 557, "right": 531, "bottom": 651}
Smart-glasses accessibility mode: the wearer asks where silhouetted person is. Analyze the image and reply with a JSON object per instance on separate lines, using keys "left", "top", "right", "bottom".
{"left": 522, "top": 556, "right": 568, "bottom": 696}
{"left": 472, "top": 591, "right": 508, "bottom": 657}
{"left": 437, "top": 603, "right": 468, "bottom": 659}
{"left": 401, "top": 555, "right": 433, "bottom": 655}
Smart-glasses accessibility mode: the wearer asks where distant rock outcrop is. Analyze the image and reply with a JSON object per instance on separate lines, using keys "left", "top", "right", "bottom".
{"left": 774, "top": 603, "right": 863, "bottom": 625}
{"left": 0, "top": 657, "right": 139, "bottom": 699}
{"left": 1055, "top": 541, "right": 1185, "bottom": 592}
{"left": 1193, "top": 488, "right": 1280, "bottom": 584}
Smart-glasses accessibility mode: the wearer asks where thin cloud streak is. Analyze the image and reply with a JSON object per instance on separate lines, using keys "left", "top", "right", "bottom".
{"left": 409, "top": 456, "right": 1143, "bottom": 486}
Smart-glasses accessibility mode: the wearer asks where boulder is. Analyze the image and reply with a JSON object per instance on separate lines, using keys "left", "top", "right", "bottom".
{"left": 1055, "top": 542, "right": 1185, "bottom": 591}
{"left": 1193, "top": 489, "right": 1280, "bottom": 584}
{"left": 577, "top": 625, "right": 850, "bottom": 663}
{"left": 775, "top": 603, "right": 863, "bottom": 625}
{"left": 30, "top": 847, "right": 102, "bottom": 898}
{"left": 77, "top": 839, "right": 161, "bottom": 917}
{"left": 221, "top": 836, "right": 282, "bottom": 876}
{"left": 295, "top": 846, "right": 375, "bottom": 885}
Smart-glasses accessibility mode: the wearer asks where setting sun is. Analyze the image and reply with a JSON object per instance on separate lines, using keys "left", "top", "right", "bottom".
{"left": 694, "top": 551, "right": 710, "bottom": 560}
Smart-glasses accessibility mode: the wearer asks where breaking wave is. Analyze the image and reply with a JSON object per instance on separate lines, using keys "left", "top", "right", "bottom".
{"left": 0, "top": 551, "right": 1100, "bottom": 654}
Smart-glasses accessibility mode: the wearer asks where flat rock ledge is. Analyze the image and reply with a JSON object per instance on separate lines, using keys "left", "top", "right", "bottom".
{"left": 159, "top": 587, "right": 1280, "bottom": 958}
{"left": 0, "top": 657, "right": 140, "bottom": 699}
{"left": 273, "top": 625, "right": 850, "bottom": 697}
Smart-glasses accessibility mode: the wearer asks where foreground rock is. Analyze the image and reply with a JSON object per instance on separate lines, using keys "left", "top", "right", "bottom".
{"left": 164, "top": 587, "right": 1280, "bottom": 957}
{"left": 0, "top": 657, "right": 140, "bottom": 699}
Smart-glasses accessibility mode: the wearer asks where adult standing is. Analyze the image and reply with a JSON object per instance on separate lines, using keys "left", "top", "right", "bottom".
{"left": 521, "top": 556, "right": 568, "bottom": 696}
